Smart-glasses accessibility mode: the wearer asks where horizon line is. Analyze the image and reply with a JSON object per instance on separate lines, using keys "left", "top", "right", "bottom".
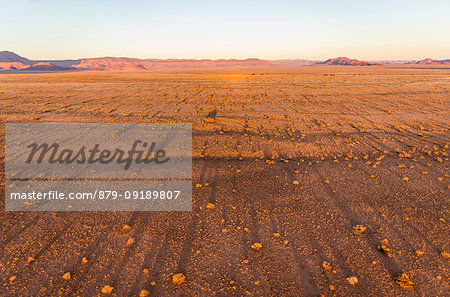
{"left": 2, "top": 51, "right": 449, "bottom": 62}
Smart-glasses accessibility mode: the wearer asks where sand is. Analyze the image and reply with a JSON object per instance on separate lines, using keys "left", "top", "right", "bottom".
{"left": 0, "top": 66, "right": 449, "bottom": 296}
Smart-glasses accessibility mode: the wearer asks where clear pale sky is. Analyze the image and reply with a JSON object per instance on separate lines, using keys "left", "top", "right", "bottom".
{"left": 1, "top": 0, "right": 449, "bottom": 60}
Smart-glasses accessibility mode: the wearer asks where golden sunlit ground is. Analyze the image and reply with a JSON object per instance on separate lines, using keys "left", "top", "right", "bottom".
{"left": 0, "top": 66, "right": 449, "bottom": 296}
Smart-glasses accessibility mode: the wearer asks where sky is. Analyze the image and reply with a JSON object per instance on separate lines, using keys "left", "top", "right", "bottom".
{"left": 1, "top": 0, "right": 449, "bottom": 60}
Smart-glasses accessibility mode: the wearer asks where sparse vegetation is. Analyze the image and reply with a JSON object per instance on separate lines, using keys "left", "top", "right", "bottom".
{"left": 0, "top": 67, "right": 448, "bottom": 296}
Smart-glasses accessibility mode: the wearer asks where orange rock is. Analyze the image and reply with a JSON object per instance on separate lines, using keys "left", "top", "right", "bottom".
{"left": 251, "top": 243, "right": 262, "bottom": 250}
{"left": 173, "top": 273, "right": 186, "bottom": 285}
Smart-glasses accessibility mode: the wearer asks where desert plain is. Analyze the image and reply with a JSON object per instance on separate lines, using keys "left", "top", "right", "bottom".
{"left": 0, "top": 65, "right": 449, "bottom": 296}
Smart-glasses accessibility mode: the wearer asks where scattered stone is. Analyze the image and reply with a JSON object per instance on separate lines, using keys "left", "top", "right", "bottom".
{"left": 101, "top": 285, "right": 114, "bottom": 294}
{"left": 62, "top": 272, "right": 71, "bottom": 280}
{"left": 395, "top": 273, "right": 414, "bottom": 290}
{"left": 139, "top": 289, "right": 150, "bottom": 297}
{"left": 206, "top": 203, "right": 215, "bottom": 210}
{"left": 122, "top": 224, "right": 131, "bottom": 233}
{"left": 251, "top": 243, "right": 262, "bottom": 251}
{"left": 347, "top": 276, "right": 358, "bottom": 286}
{"left": 292, "top": 180, "right": 300, "bottom": 185}
{"left": 353, "top": 225, "right": 367, "bottom": 234}
{"left": 126, "top": 238, "right": 135, "bottom": 246}
{"left": 322, "top": 261, "right": 332, "bottom": 271}
{"left": 172, "top": 273, "right": 186, "bottom": 285}
{"left": 378, "top": 245, "right": 391, "bottom": 256}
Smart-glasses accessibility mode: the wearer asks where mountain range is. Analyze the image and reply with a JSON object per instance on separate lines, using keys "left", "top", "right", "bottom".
{"left": 0, "top": 51, "right": 448, "bottom": 72}
{"left": 314, "top": 57, "right": 383, "bottom": 66}
{"left": 405, "top": 58, "right": 450, "bottom": 65}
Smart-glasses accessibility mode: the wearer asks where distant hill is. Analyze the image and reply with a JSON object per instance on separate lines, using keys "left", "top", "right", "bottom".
{"left": 74, "top": 57, "right": 276, "bottom": 70}
{"left": 0, "top": 51, "right": 80, "bottom": 69}
{"left": 315, "top": 57, "right": 383, "bottom": 66}
{"left": 269, "top": 59, "right": 315, "bottom": 66}
{"left": 370, "top": 60, "right": 413, "bottom": 65}
{"left": 0, "top": 51, "right": 276, "bottom": 71}
{"left": 0, "top": 62, "right": 29, "bottom": 70}
{"left": 36, "top": 59, "right": 81, "bottom": 67}
{"left": 406, "top": 58, "right": 450, "bottom": 65}
{"left": 1, "top": 51, "right": 449, "bottom": 72}
{"left": 24, "top": 62, "right": 72, "bottom": 71}
{"left": 0, "top": 51, "right": 33, "bottom": 64}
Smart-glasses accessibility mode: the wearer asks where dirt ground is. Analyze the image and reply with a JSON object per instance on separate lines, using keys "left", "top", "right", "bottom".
{"left": 0, "top": 66, "right": 449, "bottom": 296}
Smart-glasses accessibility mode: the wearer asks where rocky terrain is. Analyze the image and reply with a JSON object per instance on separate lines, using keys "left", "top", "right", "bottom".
{"left": 0, "top": 66, "right": 448, "bottom": 296}
{"left": 315, "top": 57, "right": 383, "bottom": 66}
{"left": 408, "top": 58, "right": 450, "bottom": 65}
{"left": 3, "top": 51, "right": 448, "bottom": 72}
